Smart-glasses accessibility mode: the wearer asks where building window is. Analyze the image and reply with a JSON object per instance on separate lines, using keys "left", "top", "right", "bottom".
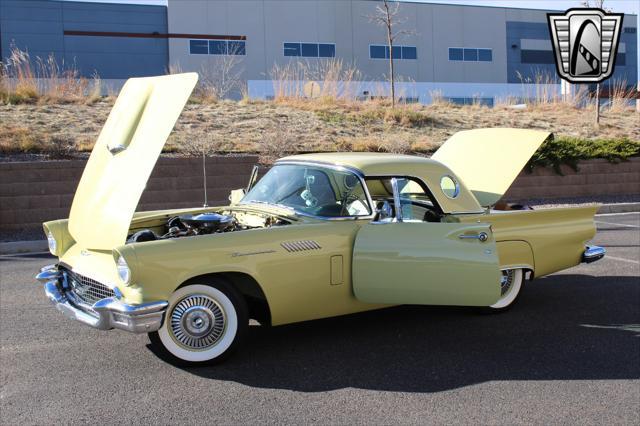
{"left": 369, "top": 45, "right": 417, "bottom": 60}
{"left": 463, "top": 48, "right": 477, "bottom": 61}
{"left": 446, "top": 97, "right": 494, "bottom": 107}
{"left": 209, "top": 40, "right": 227, "bottom": 55}
{"left": 189, "top": 40, "right": 209, "bottom": 55}
{"left": 624, "top": 27, "right": 636, "bottom": 34}
{"left": 319, "top": 43, "right": 335, "bottom": 58}
{"left": 449, "top": 47, "right": 493, "bottom": 62}
{"left": 301, "top": 43, "right": 319, "bottom": 57}
{"left": 448, "top": 48, "right": 463, "bottom": 61}
{"left": 189, "top": 38, "right": 246, "bottom": 56}
{"left": 370, "top": 45, "right": 386, "bottom": 59}
{"left": 478, "top": 48, "right": 492, "bottom": 62}
{"left": 228, "top": 40, "right": 246, "bottom": 55}
{"left": 520, "top": 49, "right": 554, "bottom": 64}
{"left": 284, "top": 42, "right": 301, "bottom": 56}
{"left": 402, "top": 46, "right": 417, "bottom": 60}
{"left": 616, "top": 52, "right": 626, "bottom": 66}
{"left": 283, "top": 42, "right": 336, "bottom": 58}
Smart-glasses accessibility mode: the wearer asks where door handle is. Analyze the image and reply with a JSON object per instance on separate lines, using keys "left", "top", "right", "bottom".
{"left": 458, "top": 232, "right": 489, "bottom": 242}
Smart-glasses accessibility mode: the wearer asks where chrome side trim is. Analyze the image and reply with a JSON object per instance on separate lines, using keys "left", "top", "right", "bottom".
{"left": 390, "top": 177, "right": 403, "bottom": 222}
{"left": 582, "top": 245, "right": 606, "bottom": 263}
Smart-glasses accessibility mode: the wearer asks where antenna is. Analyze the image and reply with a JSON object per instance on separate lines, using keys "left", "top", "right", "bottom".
{"left": 202, "top": 148, "right": 208, "bottom": 208}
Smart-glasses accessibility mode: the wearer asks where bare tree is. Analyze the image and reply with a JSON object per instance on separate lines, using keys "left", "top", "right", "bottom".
{"left": 581, "top": 0, "right": 610, "bottom": 125}
{"left": 197, "top": 44, "right": 245, "bottom": 100}
{"left": 366, "top": 0, "right": 415, "bottom": 107}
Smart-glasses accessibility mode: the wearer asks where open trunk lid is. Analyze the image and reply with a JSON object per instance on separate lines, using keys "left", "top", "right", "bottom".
{"left": 68, "top": 73, "right": 198, "bottom": 250}
{"left": 432, "top": 128, "right": 551, "bottom": 207}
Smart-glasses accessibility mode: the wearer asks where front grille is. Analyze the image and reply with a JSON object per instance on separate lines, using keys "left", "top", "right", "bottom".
{"left": 61, "top": 267, "right": 115, "bottom": 305}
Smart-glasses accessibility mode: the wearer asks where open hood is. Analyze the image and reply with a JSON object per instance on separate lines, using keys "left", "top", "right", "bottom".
{"left": 68, "top": 73, "right": 198, "bottom": 250}
{"left": 432, "top": 128, "right": 551, "bottom": 207}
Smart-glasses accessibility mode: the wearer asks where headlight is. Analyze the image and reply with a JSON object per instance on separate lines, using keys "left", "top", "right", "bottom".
{"left": 46, "top": 231, "right": 57, "bottom": 255}
{"left": 116, "top": 256, "right": 131, "bottom": 284}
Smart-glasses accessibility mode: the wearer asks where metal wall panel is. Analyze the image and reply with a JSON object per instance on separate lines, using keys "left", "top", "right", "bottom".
{"left": 0, "top": 0, "right": 168, "bottom": 79}
{"left": 506, "top": 20, "right": 637, "bottom": 86}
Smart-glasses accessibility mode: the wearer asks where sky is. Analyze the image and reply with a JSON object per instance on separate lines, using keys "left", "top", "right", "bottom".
{"left": 65, "top": 0, "right": 640, "bottom": 15}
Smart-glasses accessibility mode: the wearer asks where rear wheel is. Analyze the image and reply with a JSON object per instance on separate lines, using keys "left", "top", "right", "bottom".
{"left": 485, "top": 269, "right": 524, "bottom": 313}
{"left": 149, "top": 281, "right": 248, "bottom": 366}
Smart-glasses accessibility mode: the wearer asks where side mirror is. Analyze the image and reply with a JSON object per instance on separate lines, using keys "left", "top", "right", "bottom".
{"left": 229, "top": 188, "right": 246, "bottom": 205}
{"left": 374, "top": 200, "right": 394, "bottom": 222}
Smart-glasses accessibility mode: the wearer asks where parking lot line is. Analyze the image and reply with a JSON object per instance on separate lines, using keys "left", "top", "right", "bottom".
{"left": 595, "top": 221, "right": 640, "bottom": 229}
{"left": 604, "top": 255, "right": 640, "bottom": 265}
{"left": 595, "top": 212, "right": 640, "bottom": 217}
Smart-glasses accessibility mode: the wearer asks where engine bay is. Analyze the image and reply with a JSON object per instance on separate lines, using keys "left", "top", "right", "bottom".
{"left": 126, "top": 210, "right": 289, "bottom": 244}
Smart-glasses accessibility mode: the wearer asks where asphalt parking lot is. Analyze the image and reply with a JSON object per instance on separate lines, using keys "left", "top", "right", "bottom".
{"left": 1, "top": 212, "right": 638, "bottom": 425}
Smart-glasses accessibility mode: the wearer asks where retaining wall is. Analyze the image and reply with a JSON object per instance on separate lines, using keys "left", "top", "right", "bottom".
{"left": 504, "top": 157, "right": 640, "bottom": 200}
{"left": 0, "top": 156, "right": 638, "bottom": 238}
{"left": 0, "top": 156, "right": 258, "bottom": 238}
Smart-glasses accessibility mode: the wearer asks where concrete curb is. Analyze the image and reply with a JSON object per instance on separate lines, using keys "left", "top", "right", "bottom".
{"left": 1, "top": 203, "right": 637, "bottom": 255}
{"left": 596, "top": 203, "right": 640, "bottom": 214}
{"left": 0, "top": 240, "right": 48, "bottom": 255}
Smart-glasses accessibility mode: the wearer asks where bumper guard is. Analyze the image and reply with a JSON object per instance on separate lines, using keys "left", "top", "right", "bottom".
{"left": 36, "top": 264, "right": 168, "bottom": 333}
{"left": 581, "top": 245, "right": 606, "bottom": 264}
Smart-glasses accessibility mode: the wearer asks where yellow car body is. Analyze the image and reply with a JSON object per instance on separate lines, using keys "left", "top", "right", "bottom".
{"left": 36, "top": 74, "right": 603, "bottom": 363}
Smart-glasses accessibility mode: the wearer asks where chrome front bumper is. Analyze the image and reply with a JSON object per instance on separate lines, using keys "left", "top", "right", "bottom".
{"left": 36, "top": 265, "right": 168, "bottom": 333}
{"left": 582, "top": 245, "right": 606, "bottom": 263}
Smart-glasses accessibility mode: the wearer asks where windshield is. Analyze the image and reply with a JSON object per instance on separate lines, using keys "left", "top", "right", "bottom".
{"left": 241, "top": 164, "right": 372, "bottom": 218}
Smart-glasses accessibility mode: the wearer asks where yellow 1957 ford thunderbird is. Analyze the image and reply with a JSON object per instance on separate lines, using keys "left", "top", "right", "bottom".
{"left": 36, "top": 73, "right": 605, "bottom": 365}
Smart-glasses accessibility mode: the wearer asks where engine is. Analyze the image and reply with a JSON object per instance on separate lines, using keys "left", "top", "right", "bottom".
{"left": 127, "top": 211, "right": 287, "bottom": 243}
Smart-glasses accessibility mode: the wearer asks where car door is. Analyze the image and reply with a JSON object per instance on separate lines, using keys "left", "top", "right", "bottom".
{"left": 352, "top": 178, "right": 501, "bottom": 307}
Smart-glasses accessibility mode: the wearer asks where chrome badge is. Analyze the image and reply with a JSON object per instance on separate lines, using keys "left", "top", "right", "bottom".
{"left": 547, "top": 8, "right": 623, "bottom": 83}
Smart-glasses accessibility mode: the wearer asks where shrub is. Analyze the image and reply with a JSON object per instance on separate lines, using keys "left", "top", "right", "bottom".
{"left": 527, "top": 136, "right": 640, "bottom": 174}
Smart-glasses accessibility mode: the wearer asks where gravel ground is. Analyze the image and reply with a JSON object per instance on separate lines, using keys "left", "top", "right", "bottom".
{"left": 2, "top": 100, "right": 639, "bottom": 158}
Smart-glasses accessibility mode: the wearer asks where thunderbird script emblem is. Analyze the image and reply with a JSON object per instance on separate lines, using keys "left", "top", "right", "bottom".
{"left": 547, "top": 8, "right": 623, "bottom": 83}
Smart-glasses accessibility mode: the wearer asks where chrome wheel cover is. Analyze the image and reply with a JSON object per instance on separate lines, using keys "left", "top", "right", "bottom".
{"left": 169, "top": 295, "right": 226, "bottom": 350}
{"left": 500, "top": 270, "right": 515, "bottom": 296}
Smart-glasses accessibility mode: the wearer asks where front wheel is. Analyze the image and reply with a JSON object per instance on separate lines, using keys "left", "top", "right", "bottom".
{"left": 149, "top": 281, "right": 248, "bottom": 366}
{"left": 485, "top": 269, "right": 525, "bottom": 313}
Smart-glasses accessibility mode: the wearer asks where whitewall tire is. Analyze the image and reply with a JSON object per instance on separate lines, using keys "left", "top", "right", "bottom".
{"left": 149, "top": 281, "right": 248, "bottom": 366}
{"left": 487, "top": 269, "right": 524, "bottom": 312}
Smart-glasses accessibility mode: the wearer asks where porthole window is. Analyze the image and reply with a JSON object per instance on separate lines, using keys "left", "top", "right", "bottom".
{"left": 440, "top": 175, "right": 459, "bottom": 199}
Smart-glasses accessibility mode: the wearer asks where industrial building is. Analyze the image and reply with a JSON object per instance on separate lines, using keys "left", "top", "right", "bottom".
{"left": 1, "top": 0, "right": 637, "bottom": 103}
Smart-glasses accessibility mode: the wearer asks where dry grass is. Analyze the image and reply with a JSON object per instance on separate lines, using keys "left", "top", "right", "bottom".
{"left": 270, "top": 58, "right": 364, "bottom": 101}
{"left": 0, "top": 46, "right": 101, "bottom": 105}
{"left": 1, "top": 95, "right": 637, "bottom": 163}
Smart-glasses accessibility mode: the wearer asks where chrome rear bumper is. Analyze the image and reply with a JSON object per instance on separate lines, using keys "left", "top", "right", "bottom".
{"left": 582, "top": 245, "right": 606, "bottom": 264}
{"left": 36, "top": 264, "right": 167, "bottom": 333}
